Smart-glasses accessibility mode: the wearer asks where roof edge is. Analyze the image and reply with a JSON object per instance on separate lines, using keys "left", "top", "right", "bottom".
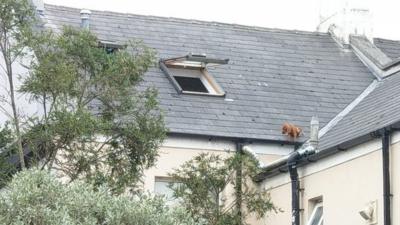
{"left": 256, "top": 121, "right": 400, "bottom": 181}
{"left": 167, "top": 131, "right": 303, "bottom": 146}
{"left": 350, "top": 35, "right": 400, "bottom": 79}
{"left": 318, "top": 79, "right": 378, "bottom": 138}
{"left": 43, "top": 3, "right": 329, "bottom": 37}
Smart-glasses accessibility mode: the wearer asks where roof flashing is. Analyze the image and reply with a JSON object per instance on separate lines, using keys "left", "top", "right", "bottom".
{"left": 98, "top": 40, "right": 126, "bottom": 53}
{"left": 350, "top": 36, "right": 400, "bottom": 78}
{"left": 163, "top": 53, "right": 229, "bottom": 68}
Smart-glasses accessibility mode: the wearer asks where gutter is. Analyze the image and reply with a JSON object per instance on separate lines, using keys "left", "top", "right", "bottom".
{"left": 167, "top": 131, "right": 303, "bottom": 146}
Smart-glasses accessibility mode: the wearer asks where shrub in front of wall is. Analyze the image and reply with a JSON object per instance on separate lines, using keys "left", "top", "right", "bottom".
{"left": 0, "top": 169, "right": 204, "bottom": 225}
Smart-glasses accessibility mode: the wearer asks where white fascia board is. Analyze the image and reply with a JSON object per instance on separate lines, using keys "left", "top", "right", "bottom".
{"left": 162, "top": 135, "right": 293, "bottom": 155}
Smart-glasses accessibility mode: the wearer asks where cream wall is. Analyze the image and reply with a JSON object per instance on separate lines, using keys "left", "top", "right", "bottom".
{"left": 391, "top": 141, "right": 399, "bottom": 225}
{"left": 142, "top": 135, "right": 293, "bottom": 196}
{"left": 261, "top": 132, "right": 400, "bottom": 225}
{"left": 143, "top": 146, "right": 232, "bottom": 191}
{"left": 0, "top": 54, "right": 43, "bottom": 126}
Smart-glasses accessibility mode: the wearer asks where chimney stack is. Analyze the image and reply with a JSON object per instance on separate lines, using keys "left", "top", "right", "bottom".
{"left": 317, "top": 0, "right": 373, "bottom": 47}
{"left": 309, "top": 116, "right": 319, "bottom": 148}
{"left": 30, "top": 0, "right": 44, "bottom": 15}
{"left": 80, "top": 9, "right": 92, "bottom": 29}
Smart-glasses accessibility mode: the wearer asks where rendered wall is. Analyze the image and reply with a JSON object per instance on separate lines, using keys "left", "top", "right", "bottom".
{"left": 0, "top": 55, "right": 42, "bottom": 126}
{"left": 261, "top": 132, "right": 400, "bottom": 225}
{"left": 141, "top": 135, "right": 293, "bottom": 223}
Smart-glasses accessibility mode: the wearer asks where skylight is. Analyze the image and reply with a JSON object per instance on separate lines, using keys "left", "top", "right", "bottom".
{"left": 160, "top": 54, "right": 228, "bottom": 96}
{"left": 174, "top": 76, "right": 209, "bottom": 93}
{"left": 98, "top": 40, "right": 126, "bottom": 54}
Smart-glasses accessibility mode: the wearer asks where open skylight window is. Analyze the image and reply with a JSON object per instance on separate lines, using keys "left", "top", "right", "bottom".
{"left": 174, "top": 76, "right": 209, "bottom": 93}
{"left": 98, "top": 40, "right": 126, "bottom": 54}
{"left": 160, "top": 53, "right": 228, "bottom": 96}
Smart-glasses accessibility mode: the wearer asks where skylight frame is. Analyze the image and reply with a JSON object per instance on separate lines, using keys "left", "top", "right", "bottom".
{"left": 160, "top": 54, "right": 227, "bottom": 97}
{"left": 163, "top": 53, "right": 229, "bottom": 68}
{"left": 98, "top": 40, "right": 126, "bottom": 54}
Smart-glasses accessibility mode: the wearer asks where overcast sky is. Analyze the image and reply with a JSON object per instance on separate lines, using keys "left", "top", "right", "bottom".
{"left": 43, "top": 0, "right": 400, "bottom": 40}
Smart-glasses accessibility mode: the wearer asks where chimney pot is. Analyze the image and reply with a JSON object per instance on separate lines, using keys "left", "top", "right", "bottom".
{"left": 317, "top": 1, "right": 373, "bottom": 46}
{"left": 31, "top": 0, "right": 45, "bottom": 14}
{"left": 310, "top": 116, "right": 319, "bottom": 148}
{"left": 80, "top": 9, "right": 92, "bottom": 29}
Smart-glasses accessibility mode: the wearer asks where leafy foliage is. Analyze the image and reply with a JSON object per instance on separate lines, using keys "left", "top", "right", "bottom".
{"left": 0, "top": 0, "right": 37, "bottom": 168}
{"left": 0, "top": 123, "right": 17, "bottom": 187}
{"left": 169, "top": 153, "right": 277, "bottom": 225}
{"left": 0, "top": 122, "right": 15, "bottom": 150}
{"left": 0, "top": 169, "right": 204, "bottom": 225}
{"left": 19, "top": 27, "right": 167, "bottom": 193}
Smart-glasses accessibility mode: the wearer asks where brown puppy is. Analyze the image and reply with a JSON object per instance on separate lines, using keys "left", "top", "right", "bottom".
{"left": 282, "top": 123, "right": 302, "bottom": 138}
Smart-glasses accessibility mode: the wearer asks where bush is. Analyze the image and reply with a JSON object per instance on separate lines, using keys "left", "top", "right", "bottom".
{"left": 169, "top": 153, "right": 277, "bottom": 225}
{"left": 0, "top": 123, "right": 18, "bottom": 187}
{"left": 0, "top": 169, "right": 204, "bottom": 225}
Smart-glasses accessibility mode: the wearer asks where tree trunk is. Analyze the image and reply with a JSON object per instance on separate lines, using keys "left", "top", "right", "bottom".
{"left": 5, "top": 58, "right": 25, "bottom": 169}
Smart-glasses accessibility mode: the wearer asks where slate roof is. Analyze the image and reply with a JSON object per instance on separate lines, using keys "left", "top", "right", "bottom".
{"left": 43, "top": 4, "right": 375, "bottom": 142}
{"left": 318, "top": 38, "right": 400, "bottom": 151}
{"left": 318, "top": 71, "right": 400, "bottom": 150}
{"left": 375, "top": 38, "right": 400, "bottom": 59}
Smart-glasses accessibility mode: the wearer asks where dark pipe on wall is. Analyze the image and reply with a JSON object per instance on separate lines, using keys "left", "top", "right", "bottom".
{"left": 235, "top": 142, "right": 244, "bottom": 225}
{"left": 382, "top": 130, "right": 391, "bottom": 225}
{"left": 288, "top": 152, "right": 301, "bottom": 225}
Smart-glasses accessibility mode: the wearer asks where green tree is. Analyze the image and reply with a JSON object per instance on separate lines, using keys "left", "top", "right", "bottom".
{"left": 0, "top": 0, "right": 37, "bottom": 169}
{"left": 0, "top": 169, "right": 204, "bottom": 225}
{"left": 20, "top": 26, "right": 167, "bottom": 193}
{"left": 169, "top": 153, "right": 277, "bottom": 225}
{"left": 0, "top": 123, "right": 17, "bottom": 187}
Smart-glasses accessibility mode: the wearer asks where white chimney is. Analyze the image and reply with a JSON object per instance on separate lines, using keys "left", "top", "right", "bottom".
{"left": 80, "top": 9, "right": 92, "bottom": 29}
{"left": 317, "top": 0, "right": 373, "bottom": 46}
{"left": 309, "top": 116, "right": 319, "bottom": 148}
{"left": 31, "top": 0, "right": 44, "bottom": 15}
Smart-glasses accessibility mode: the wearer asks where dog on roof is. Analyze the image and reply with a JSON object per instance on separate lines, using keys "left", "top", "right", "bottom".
{"left": 282, "top": 122, "right": 302, "bottom": 138}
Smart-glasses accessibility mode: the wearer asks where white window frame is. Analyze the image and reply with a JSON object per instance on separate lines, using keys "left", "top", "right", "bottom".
{"left": 172, "top": 69, "right": 217, "bottom": 95}
{"left": 160, "top": 61, "right": 226, "bottom": 96}
{"left": 307, "top": 202, "right": 323, "bottom": 225}
{"left": 154, "top": 177, "right": 180, "bottom": 205}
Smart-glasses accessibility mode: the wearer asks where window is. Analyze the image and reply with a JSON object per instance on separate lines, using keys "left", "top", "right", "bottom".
{"left": 168, "top": 67, "right": 218, "bottom": 94}
{"left": 98, "top": 40, "right": 125, "bottom": 54}
{"left": 160, "top": 54, "right": 227, "bottom": 96}
{"left": 174, "top": 76, "right": 209, "bottom": 93}
{"left": 154, "top": 177, "right": 180, "bottom": 205}
{"left": 307, "top": 202, "right": 323, "bottom": 225}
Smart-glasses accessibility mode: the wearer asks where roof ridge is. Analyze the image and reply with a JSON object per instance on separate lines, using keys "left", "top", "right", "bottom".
{"left": 374, "top": 37, "right": 400, "bottom": 43}
{"left": 43, "top": 3, "right": 328, "bottom": 37}
{"left": 318, "top": 79, "right": 379, "bottom": 139}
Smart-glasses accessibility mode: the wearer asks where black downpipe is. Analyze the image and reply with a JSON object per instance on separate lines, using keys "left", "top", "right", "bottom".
{"left": 382, "top": 130, "right": 391, "bottom": 225}
{"left": 235, "top": 142, "right": 244, "bottom": 225}
{"left": 288, "top": 152, "right": 301, "bottom": 225}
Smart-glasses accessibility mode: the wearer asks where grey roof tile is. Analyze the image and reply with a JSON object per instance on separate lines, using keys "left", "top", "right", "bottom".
{"left": 374, "top": 38, "right": 400, "bottom": 59}
{"left": 44, "top": 4, "right": 375, "bottom": 142}
{"left": 319, "top": 72, "right": 400, "bottom": 150}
